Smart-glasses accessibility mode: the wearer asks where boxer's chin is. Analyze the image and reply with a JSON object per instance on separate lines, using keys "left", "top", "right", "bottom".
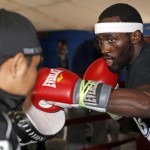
{"left": 108, "top": 65, "right": 122, "bottom": 73}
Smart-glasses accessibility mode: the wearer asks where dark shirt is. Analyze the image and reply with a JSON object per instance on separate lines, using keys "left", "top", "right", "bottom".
{"left": 125, "top": 42, "right": 150, "bottom": 141}
{"left": 0, "top": 90, "right": 25, "bottom": 150}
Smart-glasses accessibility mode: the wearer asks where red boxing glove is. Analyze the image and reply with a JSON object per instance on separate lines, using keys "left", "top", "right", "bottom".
{"left": 31, "top": 68, "right": 80, "bottom": 112}
{"left": 31, "top": 67, "right": 114, "bottom": 113}
{"left": 83, "top": 58, "right": 122, "bottom": 119}
{"left": 83, "top": 58, "right": 118, "bottom": 89}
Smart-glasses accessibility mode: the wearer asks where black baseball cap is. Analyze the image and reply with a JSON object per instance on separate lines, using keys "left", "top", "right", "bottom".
{"left": 0, "top": 9, "right": 42, "bottom": 64}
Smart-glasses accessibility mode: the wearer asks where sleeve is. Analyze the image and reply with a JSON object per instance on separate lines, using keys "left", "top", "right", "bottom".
{"left": 126, "top": 52, "right": 150, "bottom": 88}
{"left": 0, "top": 112, "right": 19, "bottom": 150}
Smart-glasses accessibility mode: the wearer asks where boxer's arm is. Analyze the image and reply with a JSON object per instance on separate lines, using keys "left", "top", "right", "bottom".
{"left": 108, "top": 84, "right": 150, "bottom": 118}
{"left": 8, "top": 97, "right": 65, "bottom": 146}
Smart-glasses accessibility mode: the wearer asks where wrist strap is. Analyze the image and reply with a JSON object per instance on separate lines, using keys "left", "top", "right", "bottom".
{"left": 78, "top": 80, "right": 111, "bottom": 112}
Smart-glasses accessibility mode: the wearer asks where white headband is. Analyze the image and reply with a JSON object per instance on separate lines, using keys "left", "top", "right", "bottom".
{"left": 95, "top": 22, "right": 143, "bottom": 34}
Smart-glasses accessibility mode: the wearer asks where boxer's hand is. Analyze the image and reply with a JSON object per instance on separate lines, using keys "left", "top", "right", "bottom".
{"left": 83, "top": 58, "right": 122, "bottom": 119}
{"left": 30, "top": 67, "right": 117, "bottom": 113}
{"left": 31, "top": 68, "right": 108, "bottom": 112}
{"left": 83, "top": 58, "right": 118, "bottom": 88}
{"left": 31, "top": 68, "right": 81, "bottom": 112}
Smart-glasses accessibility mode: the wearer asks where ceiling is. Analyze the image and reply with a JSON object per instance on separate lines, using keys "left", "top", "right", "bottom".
{"left": 1, "top": 0, "right": 150, "bottom": 32}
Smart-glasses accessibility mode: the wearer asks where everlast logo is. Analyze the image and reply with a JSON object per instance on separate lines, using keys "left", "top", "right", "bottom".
{"left": 83, "top": 81, "right": 99, "bottom": 105}
{"left": 42, "top": 69, "right": 63, "bottom": 88}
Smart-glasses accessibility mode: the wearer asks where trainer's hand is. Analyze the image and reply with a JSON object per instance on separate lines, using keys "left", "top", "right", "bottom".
{"left": 8, "top": 96, "right": 65, "bottom": 145}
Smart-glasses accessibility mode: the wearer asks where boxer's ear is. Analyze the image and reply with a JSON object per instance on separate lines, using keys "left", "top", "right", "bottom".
{"left": 11, "top": 53, "right": 27, "bottom": 79}
{"left": 131, "top": 30, "right": 142, "bottom": 44}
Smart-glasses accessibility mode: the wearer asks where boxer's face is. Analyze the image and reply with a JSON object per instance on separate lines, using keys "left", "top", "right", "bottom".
{"left": 96, "top": 16, "right": 133, "bottom": 73}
